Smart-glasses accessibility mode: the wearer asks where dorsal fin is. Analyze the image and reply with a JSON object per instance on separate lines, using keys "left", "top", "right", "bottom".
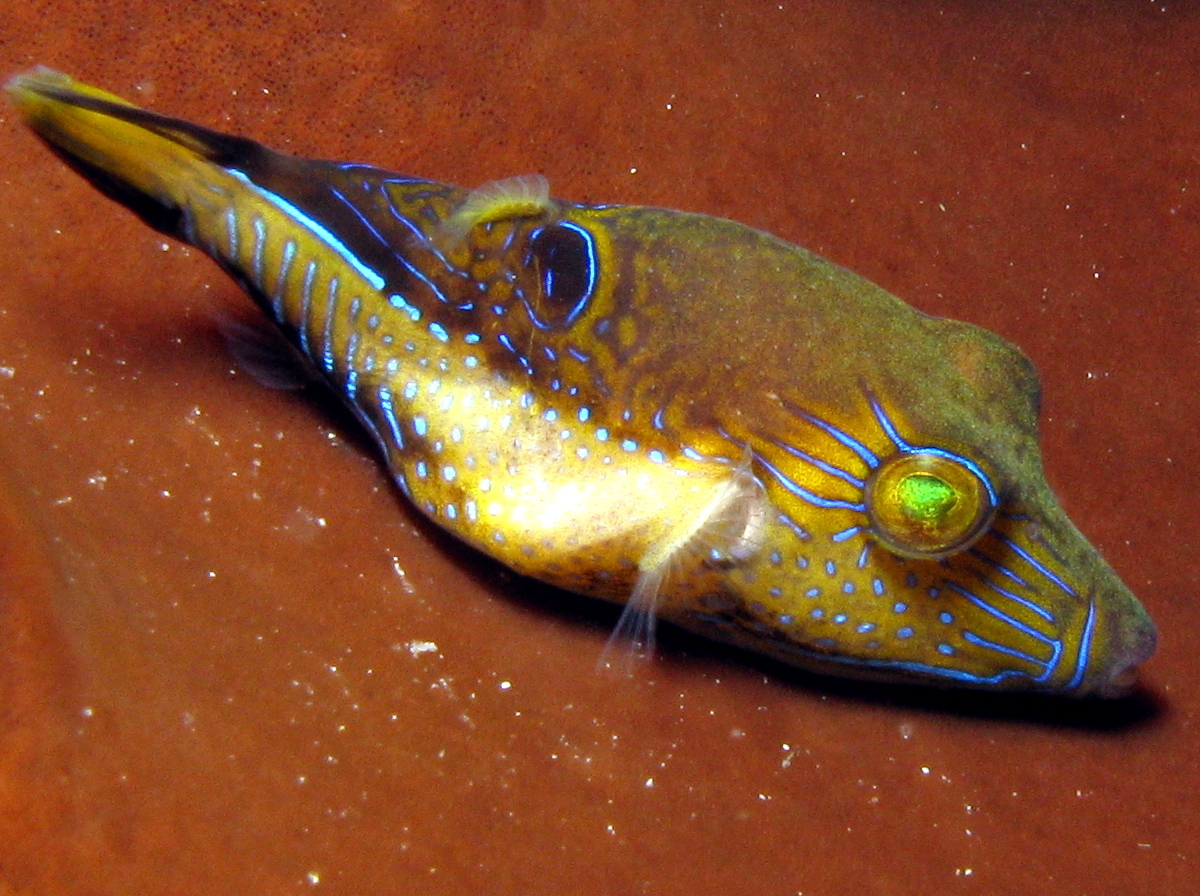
{"left": 435, "top": 174, "right": 552, "bottom": 249}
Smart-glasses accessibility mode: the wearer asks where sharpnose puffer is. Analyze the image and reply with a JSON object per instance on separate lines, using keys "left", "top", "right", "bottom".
{"left": 7, "top": 68, "right": 1156, "bottom": 697}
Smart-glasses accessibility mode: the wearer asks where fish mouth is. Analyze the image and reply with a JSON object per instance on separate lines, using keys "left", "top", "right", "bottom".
{"left": 1092, "top": 612, "right": 1158, "bottom": 699}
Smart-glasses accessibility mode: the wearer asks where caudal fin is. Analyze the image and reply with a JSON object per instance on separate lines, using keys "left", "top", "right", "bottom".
{"left": 6, "top": 67, "right": 263, "bottom": 237}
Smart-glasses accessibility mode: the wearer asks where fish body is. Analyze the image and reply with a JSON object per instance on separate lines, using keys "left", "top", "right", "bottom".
{"left": 7, "top": 68, "right": 1156, "bottom": 696}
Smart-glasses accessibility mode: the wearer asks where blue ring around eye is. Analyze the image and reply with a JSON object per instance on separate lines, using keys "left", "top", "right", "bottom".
{"left": 906, "top": 446, "right": 999, "bottom": 508}
{"left": 868, "top": 394, "right": 998, "bottom": 507}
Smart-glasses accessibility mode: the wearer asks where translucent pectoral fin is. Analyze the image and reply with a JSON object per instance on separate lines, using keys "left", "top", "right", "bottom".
{"left": 596, "top": 563, "right": 667, "bottom": 676}
{"left": 597, "top": 453, "right": 769, "bottom": 675}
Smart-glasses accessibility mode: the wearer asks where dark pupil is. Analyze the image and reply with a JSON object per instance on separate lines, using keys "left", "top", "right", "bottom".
{"left": 532, "top": 224, "right": 592, "bottom": 309}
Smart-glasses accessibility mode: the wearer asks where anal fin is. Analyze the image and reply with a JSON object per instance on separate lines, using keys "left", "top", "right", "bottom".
{"left": 216, "top": 312, "right": 318, "bottom": 391}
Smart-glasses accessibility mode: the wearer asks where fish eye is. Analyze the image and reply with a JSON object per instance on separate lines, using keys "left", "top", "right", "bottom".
{"left": 528, "top": 222, "right": 596, "bottom": 324}
{"left": 864, "top": 450, "right": 997, "bottom": 559}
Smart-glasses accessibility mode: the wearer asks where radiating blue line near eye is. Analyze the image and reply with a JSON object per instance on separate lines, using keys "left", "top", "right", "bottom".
{"left": 757, "top": 457, "right": 867, "bottom": 511}
{"left": 832, "top": 526, "right": 860, "bottom": 543}
{"left": 326, "top": 186, "right": 393, "bottom": 248}
{"left": 763, "top": 436, "right": 866, "bottom": 488}
{"left": 970, "top": 548, "right": 1033, "bottom": 589}
{"left": 867, "top": 392, "right": 999, "bottom": 506}
{"left": 868, "top": 393, "right": 909, "bottom": 451}
{"left": 227, "top": 170, "right": 385, "bottom": 291}
{"left": 962, "top": 630, "right": 1045, "bottom": 668}
{"left": 1064, "top": 600, "right": 1096, "bottom": 691}
{"left": 783, "top": 399, "right": 879, "bottom": 467}
{"left": 1034, "top": 639, "right": 1063, "bottom": 682}
{"left": 943, "top": 581, "right": 1058, "bottom": 652}
{"left": 992, "top": 531, "right": 1078, "bottom": 597}
{"left": 979, "top": 575, "right": 1055, "bottom": 623}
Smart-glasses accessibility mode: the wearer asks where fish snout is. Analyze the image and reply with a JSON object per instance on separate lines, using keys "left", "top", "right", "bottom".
{"left": 1090, "top": 599, "right": 1158, "bottom": 698}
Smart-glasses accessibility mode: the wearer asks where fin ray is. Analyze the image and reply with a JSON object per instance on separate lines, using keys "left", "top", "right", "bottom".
{"left": 597, "top": 452, "right": 768, "bottom": 673}
{"left": 435, "top": 174, "right": 551, "bottom": 249}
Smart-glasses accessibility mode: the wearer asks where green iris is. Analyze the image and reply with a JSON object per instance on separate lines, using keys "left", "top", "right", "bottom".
{"left": 897, "top": 472, "right": 959, "bottom": 526}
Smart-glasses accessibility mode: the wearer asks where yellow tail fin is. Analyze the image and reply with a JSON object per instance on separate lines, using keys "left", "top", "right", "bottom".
{"left": 6, "top": 67, "right": 256, "bottom": 235}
